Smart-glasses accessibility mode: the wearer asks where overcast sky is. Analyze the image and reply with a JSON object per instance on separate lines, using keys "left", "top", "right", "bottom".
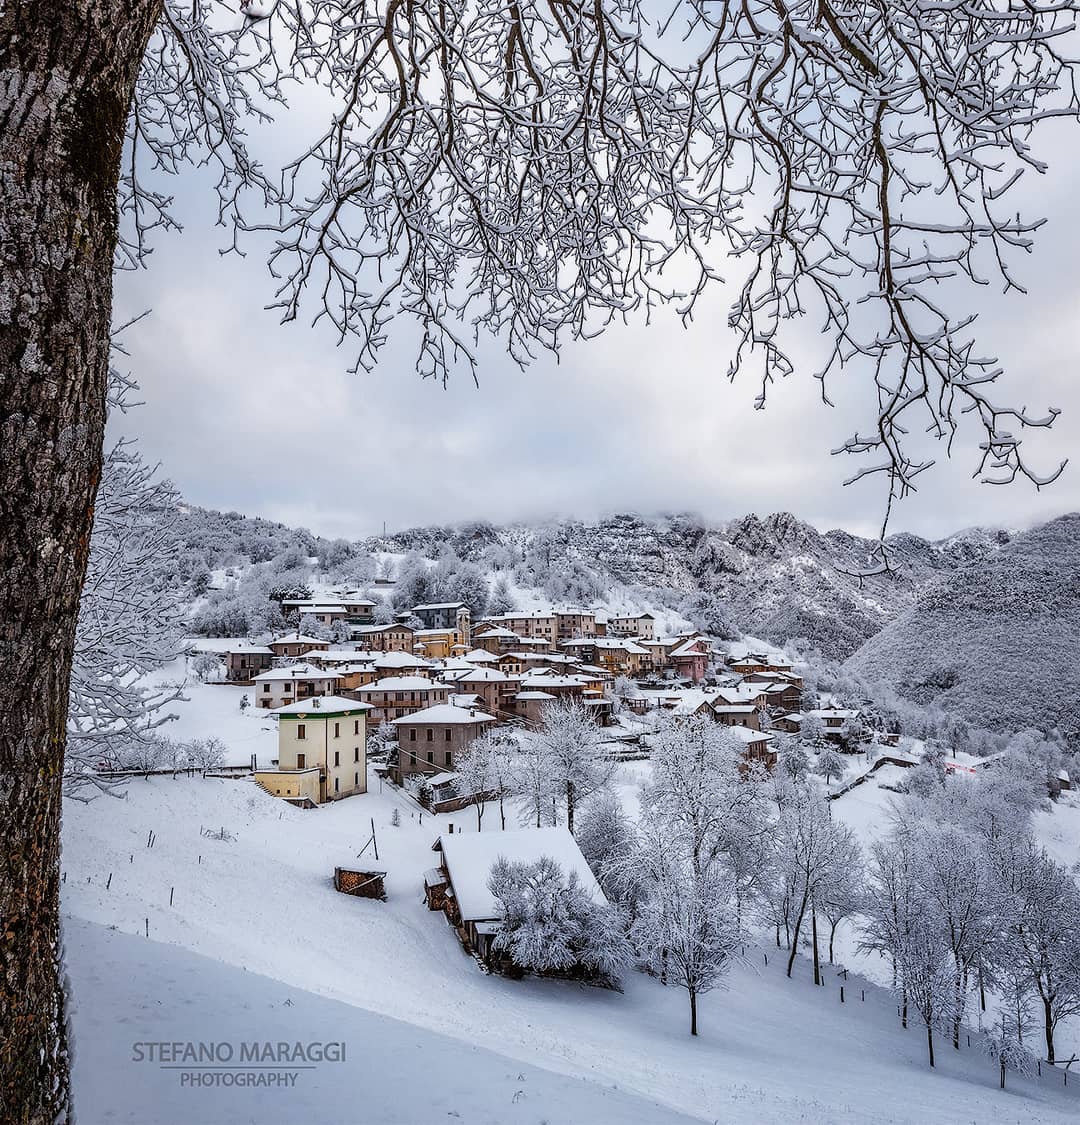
{"left": 111, "top": 111, "right": 1080, "bottom": 545}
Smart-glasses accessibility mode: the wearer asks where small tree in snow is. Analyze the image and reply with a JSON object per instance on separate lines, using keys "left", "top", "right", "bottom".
{"left": 632, "top": 823, "right": 741, "bottom": 1036}
{"left": 390, "top": 807, "right": 401, "bottom": 828}
{"left": 530, "top": 698, "right": 615, "bottom": 835}
{"left": 458, "top": 729, "right": 517, "bottom": 830}
{"left": 487, "top": 575, "right": 516, "bottom": 616}
{"left": 575, "top": 791, "right": 642, "bottom": 916}
{"left": 239, "top": 694, "right": 250, "bottom": 714}
{"left": 188, "top": 737, "right": 226, "bottom": 775}
{"left": 815, "top": 746, "right": 848, "bottom": 789}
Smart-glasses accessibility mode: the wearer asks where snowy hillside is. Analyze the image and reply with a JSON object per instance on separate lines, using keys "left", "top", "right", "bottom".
{"left": 362, "top": 511, "right": 1011, "bottom": 659}
{"left": 62, "top": 775, "right": 1080, "bottom": 1124}
{"left": 846, "top": 514, "right": 1080, "bottom": 737}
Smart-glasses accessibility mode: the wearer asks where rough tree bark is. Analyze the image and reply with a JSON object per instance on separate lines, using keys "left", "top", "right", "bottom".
{"left": 0, "top": 3, "right": 162, "bottom": 1121}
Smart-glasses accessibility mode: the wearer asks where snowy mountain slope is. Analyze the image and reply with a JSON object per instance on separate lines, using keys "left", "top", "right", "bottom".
{"left": 61, "top": 777, "right": 1080, "bottom": 1124}
{"left": 363, "top": 511, "right": 1008, "bottom": 659}
{"left": 66, "top": 918, "right": 700, "bottom": 1125}
{"left": 845, "top": 514, "right": 1080, "bottom": 737}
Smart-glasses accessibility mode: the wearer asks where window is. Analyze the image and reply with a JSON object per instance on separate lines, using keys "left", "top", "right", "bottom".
{"left": 297, "top": 724, "right": 306, "bottom": 740}
{"left": 426, "top": 752, "right": 434, "bottom": 764}
{"left": 354, "top": 720, "right": 360, "bottom": 735}
{"left": 426, "top": 729, "right": 433, "bottom": 742}
{"left": 409, "top": 729, "right": 417, "bottom": 742}
{"left": 354, "top": 772, "right": 359, "bottom": 786}
{"left": 334, "top": 722, "right": 340, "bottom": 738}
{"left": 334, "top": 751, "right": 340, "bottom": 767}
{"left": 445, "top": 752, "right": 452, "bottom": 767}
{"left": 354, "top": 748, "right": 360, "bottom": 762}
{"left": 263, "top": 684, "right": 271, "bottom": 693}
{"left": 334, "top": 777, "right": 340, "bottom": 793}
{"left": 445, "top": 729, "right": 452, "bottom": 741}
{"left": 297, "top": 753, "right": 306, "bottom": 768}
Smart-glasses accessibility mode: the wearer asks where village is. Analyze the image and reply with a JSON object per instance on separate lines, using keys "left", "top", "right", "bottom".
{"left": 169, "top": 587, "right": 953, "bottom": 974}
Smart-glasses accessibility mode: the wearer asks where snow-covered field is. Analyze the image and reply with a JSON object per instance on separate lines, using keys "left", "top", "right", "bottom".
{"left": 62, "top": 769, "right": 1080, "bottom": 1123}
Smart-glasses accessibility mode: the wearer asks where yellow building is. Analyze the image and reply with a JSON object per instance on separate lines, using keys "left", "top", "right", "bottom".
{"left": 255, "top": 695, "right": 372, "bottom": 805}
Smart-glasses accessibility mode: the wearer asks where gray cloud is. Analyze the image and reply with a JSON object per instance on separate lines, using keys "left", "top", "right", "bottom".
{"left": 111, "top": 124, "right": 1080, "bottom": 543}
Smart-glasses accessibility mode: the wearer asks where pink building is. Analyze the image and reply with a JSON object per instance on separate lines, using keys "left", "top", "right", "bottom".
{"left": 670, "top": 637, "right": 709, "bottom": 682}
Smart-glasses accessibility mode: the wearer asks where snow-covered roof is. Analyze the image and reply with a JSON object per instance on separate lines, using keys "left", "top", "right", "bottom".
{"left": 227, "top": 643, "right": 274, "bottom": 655}
{"left": 461, "top": 649, "right": 498, "bottom": 663}
{"left": 456, "top": 667, "right": 512, "bottom": 683}
{"left": 671, "top": 638, "right": 708, "bottom": 658}
{"left": 272, "top": 696, "right": 372, "bottom": 716}
{"left": 520, "top": 674, "right": 588, "bottom": 689}
{"left": 515, "top": 690, "right": 557, "bottom": 701}
{"left": 299, "top": 648, "right": 369, "bottom": 663}
{"left": 253, "top": 664, "right": 340, "bottom": 682}
{"left": 726, "top": 726, "right": 774, "bottom": 745}
{"left": 373, "top": 651, "right": 430, "bottom": 668}
{"left": 390, "top": 704, "right": 496, "bottom": 726}
{"left": 357, "top": 676, "right": 444, "bottom": 692}
{"left": 474, "top": 626, "right": 521, "bottom": 639}
{"left": 413, "top": 602, "right": 468, "bottom": 612}
{"left": 435, "top": 826, "right": 606, "bottom": 923}
{"left": 270, "top": 634, "right": 328, "bottom": 648}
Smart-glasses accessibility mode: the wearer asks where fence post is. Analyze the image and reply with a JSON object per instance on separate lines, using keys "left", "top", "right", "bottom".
{"left": 840, "top": 986, "right": 844, "bottom": 1003}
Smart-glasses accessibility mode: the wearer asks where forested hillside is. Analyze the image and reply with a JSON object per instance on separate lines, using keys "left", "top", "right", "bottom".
{"left": 846, "top": 515, "right": 1080, "bottom": 738}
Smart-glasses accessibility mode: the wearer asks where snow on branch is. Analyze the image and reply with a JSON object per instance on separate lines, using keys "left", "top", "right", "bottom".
{"left": 127, "top": 0, "right": 1077, "bottom": 533}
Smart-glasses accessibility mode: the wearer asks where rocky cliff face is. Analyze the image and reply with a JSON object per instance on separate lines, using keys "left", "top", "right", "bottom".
{"left": 367, "top": 511, "right": 1008, "bottom": 659}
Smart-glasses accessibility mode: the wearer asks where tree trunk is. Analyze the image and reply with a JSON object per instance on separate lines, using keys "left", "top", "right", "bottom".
{"left": 828, "top": 920, "right": 838, "bottom": 965}
{"left": 811, "top": 902, "right": 821, "bottom": 986}
{"left": 1044, "top": 996, "right": 1055, "bottom": 1064}
{"left": 689, "top": 987, "right": 698, "bottom": 1036}
{"left": 787, "top": 885, "right": 809, "bottom": 978}
{"left": 566, "top": 779, "right": 575, "bottom": 836}
{"left": 0, "top": 4, "right": 162, "bottom": 1122}
{"left": 927, "top": 1022, "right": 935, "bottom": 1068}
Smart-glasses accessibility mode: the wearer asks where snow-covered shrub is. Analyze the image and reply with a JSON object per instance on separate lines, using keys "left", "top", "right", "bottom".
{"left": 488, "top": 855, "right": 631, "bottom": 985}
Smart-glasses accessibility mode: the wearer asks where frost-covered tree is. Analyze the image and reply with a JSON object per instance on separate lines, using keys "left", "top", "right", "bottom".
{"left": 632, "top": 822, "right": 741, "bottom": 1037}
{"left": 814, "top": 746, "right": 848, "bottom": 789}
{"left": 6, "top": 0, "right": 1080, "bottom": 1114}
{"left": 529, "top": 698, "right": 614, "bottom": 836}
{"left": 774, "top": 786, "right": 852, "bottom": 984}
{"left": 911, "top": 821, "right": 1002, "bottom": 1051}
{"left": 991, "top": 837, "right": 1080, "bottom": 1064}
{"left": 455, "top": 729, "right": 515, "bottom": 830}
{"left": 820, "top": 833, "right": 864, "bottom": 965}
{"left": 780, "top": 744, "right": 811, "bottom": 785}
{"left": 488, "top": 856, "right": 630, "bottom": 985}
{"left": 66, "top": 434, "right": 187, "bottom": 798}
{"left": 187, "top": 737, "right": 226, "bottom": 775}
{"left": 392, "top": 553, "right": 437, "bottom": 611}
{"left": 575, "top": 791, "right": 642, "bottom": 916}
{"left": 487, "top": 575, "right": 515, "bottom": 617}
{"left": 509, "top": 734, "right": 560, "bottom": 830}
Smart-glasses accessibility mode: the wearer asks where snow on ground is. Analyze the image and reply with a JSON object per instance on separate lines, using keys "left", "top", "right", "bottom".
{"left": 151, "top": 654, "right": 279, "bottom": 768}
{"left": 67, "top": 917, "right": 698, "bottom": 1125}
{"left": 62, "top": 775, "right": 1080, "bottom": 1124}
